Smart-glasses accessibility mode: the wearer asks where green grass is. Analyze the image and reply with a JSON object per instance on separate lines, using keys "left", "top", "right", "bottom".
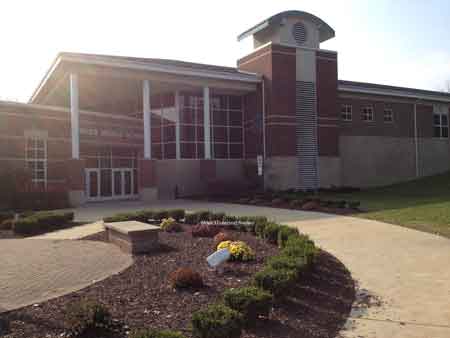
{"left": 318, "top": 172, "right": 450, "bottom": 238}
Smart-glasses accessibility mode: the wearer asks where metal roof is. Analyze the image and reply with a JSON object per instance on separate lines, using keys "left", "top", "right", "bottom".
{"left": 237, "top": 10, "right": 335, "bottom": 42}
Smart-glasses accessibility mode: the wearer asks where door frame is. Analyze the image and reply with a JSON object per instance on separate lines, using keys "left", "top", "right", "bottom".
{"left": 85, "top": 168, "right": 101, "bottom": 202}
{"left": 86, "top": 168, "right": 138, "bottom": 202}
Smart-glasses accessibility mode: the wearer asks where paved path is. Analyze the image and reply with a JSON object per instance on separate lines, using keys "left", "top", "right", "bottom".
{"left": 70, "top": 200, "right": 450, "bottom": 338}
{"left": 31, "top": 221, "right": 104, "bottom": 240}
{"left": 0, "top": 239, "right": 132, "bottom": 313}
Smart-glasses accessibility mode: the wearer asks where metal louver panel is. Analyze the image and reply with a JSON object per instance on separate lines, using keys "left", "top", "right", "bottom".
{"left": 296, "top": 81, "right": 318, "bottom": 191}
{"left": 292, "top": 22, "right": 307, "bottom": 45}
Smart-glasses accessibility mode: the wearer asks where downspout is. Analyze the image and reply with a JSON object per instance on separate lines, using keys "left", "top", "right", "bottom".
{"left": 262, "top": 77, "right": 267, "bottom": 191}
{"left": 414, "top": 102, "right": 419, "bottom": 177}
{"left": 262, "top": 77, "right": 266, "bottom": 160}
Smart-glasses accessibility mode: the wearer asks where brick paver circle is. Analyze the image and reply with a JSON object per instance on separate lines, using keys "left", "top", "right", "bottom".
{"left": 0, "top": 239, "right": 132, "bottom": 312}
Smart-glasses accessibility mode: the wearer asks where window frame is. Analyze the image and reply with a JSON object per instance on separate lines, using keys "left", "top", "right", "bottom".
{"left": 341, "top": 104, "right": 352, "bottom": 121}
{"left": 383, "top": 108, "right": 394, "bottom": 123}
{"left": 361, "top": 106, "right": 374, "bottom": 122}
{"left": 26, "top": 136, "right": 47, "bottom": 187}
{"left": 433, "top": 113, "right": 449, "bottom": 139}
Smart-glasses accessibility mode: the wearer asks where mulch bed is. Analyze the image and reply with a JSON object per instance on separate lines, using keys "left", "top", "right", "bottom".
{"left": 1, "top": 226, "right": 355, "bottom": 338}
{"left": 0, "top": 230, "right": 21, "bottom": 239}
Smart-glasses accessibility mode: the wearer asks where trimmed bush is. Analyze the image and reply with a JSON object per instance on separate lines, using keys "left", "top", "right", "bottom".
{"left": 277, "top": 225, "right": 300, "bottom": 248}
{"left": 0, "top": 211, "right": 14, "bottom": 223}
{"left": 160, "top": 218, "right": 183, "bottom": 232}
{"left": 266, "top": 254, "right": 306, "bottom": 276}
{"left": 169, "top": 268, "right": 204, "bottom": 289}
{"left": 223, "top": 287, "right": 272, "bottom": 326}
{"left": 348, "top": 201, "right": 361, "bottom": 209}
{"left": 262, "top": 222, "right": 281, "bottom": 244}
{"left": 191, "top": 303, "right": 243, "bottom": 338}
{"left": 184, "top": 213, "right": 199, "bottom": 225}
{"left": 191, "top": 224, "right": 220, "bottom": 238}
{"left": 103, "top": 212, "right": 137, "bottom": 223}
{"left": 130, "top": 329, "right": 186, "bottom": 338}
{"left": 135, "top": 210, "right": 155, "bottom": 223}
{"left": 14, "top": 211, "right": 74, "bottom": 236}
{"left": 253, "top": 267, "right": 297, "bottom": 297}
{"left": 197, "top": 210, "right": 212, "bottom": 222}
{"left": 254, "top": 217, "right": 269, "bottom": 237}
{"left": 0, "top": 218, "right": 14, "bottom": 231}
{"left": 282, "top": 235, "right": 317, "bottom": 266}
{"left": 65, "top": 300, "right": 112, "bottom": 337}
{"left": 217, "top": 241, "right": 255, "bottom": 262}
{"left": 153, "top": 210, "right": 169, "bottom": 221}
{"left": 167, "top": 209, "right": 185, "bottom": 222}
{"left": 209, "top": 212, "right": 226, "bottom": 222}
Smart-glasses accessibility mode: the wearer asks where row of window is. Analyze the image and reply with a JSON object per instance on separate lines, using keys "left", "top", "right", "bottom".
{"left": 341, "top": 105, "right": 449, "bottom": 138}
{"left": 341, "top": 105, "right": 393, "bottom": 123}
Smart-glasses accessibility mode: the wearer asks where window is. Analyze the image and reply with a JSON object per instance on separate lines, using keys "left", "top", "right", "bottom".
{"left": 26, "top": 137, "right": 47, "bottom": 185}
{"left": 383, "top": 108, "right": 394, "bottom": 123}
{"left": 433, "top": 113, "right": 449, "bottom": 138}
{"left": 361, "top": 106, "right": 374, "bottom": 122}
{"left": 341, "top": 105, "right": 352, "bottom": 121}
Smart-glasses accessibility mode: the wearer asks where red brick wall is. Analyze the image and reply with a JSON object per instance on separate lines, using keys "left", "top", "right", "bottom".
{"left": 316, "top": 52, "right": 339, "bottom": 156}
{"left": 238, "top": 44, "right": 297, "bottom": 157}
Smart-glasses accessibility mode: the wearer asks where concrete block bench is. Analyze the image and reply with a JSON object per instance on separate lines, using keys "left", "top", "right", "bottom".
{"left": 104, "top": 221, "right": 160, "bottom": 254}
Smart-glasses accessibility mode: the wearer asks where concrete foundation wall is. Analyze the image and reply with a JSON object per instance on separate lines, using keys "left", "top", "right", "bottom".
{"left": 318, "top": 156, "right": 341, "bottom": 187}
{"left": 340, "top": 136, "right": 450, "bottom": 187}
{"left": 264, "top": 157, "right": 297, "bottom": 190}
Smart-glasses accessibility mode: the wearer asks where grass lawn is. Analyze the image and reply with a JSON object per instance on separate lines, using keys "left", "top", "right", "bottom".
{"left": 319, "top": 172, "right": 450, "bottom": 238}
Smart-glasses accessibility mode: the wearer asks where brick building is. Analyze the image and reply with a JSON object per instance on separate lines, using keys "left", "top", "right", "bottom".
{"left": 1, "top": 10, "right": 449, "bottom": 206}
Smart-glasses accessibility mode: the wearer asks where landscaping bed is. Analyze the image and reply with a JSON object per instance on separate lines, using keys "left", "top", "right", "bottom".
{"left": 1, "top": 210, "right": 355, "bottom": 338}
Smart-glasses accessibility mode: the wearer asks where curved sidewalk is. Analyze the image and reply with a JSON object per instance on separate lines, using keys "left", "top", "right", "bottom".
{"left": 0, "top": 239, "right": 132, "bottom": 313}
{"left": 72, "top": 200, "right": 450, "bottom": 338}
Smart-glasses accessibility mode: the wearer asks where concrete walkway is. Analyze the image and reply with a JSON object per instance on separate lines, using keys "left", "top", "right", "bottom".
{"left": 69, "top": 200, "right": 450, "bottom": 338}
{"left": 0, "top": 239, "right": 132, "bottom": 313}
{"left": 31, "top": 221, "right": 105, "bottom": 240}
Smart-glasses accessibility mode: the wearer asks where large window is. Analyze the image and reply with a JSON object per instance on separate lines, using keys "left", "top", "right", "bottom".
{"left": 341, "top": 104, "right": 352, "bottom": 121}
{"left": 433, "top": 113, "right": 449, "bottom": 138}
{"left": 26, "top": 137, "right": 47, "bottom": 187}
{"left": 361, "top": 106, "right": 374, "bottom": 122}
{"left": 211, "top": 95, "right": 244, "bottom": 159}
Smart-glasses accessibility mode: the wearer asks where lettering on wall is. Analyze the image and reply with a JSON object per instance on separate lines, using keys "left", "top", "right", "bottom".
{"left": 80, "top": 127, "right": 143, "bottom": 139}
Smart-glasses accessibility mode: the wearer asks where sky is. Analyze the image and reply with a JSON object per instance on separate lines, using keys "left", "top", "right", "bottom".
{"left": 0, "top": 0, "right": 449, "bottom": 102}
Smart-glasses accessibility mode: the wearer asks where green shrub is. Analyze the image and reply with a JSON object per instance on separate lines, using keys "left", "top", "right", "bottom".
{"left": 0, "top": 218, "right": 14, "bottom": 231}
{"left": 277, "top": 225, "right": 300, "bottom": 248}
{"left": 103, "top": 212, "right": 137, "bottom": 223}
{"left": 262, "top": 222, "right": 281, "bottom": 244}
{"left": 160, "top": 218, "right": 183, "bottom": 232}
{"left": 135, "top": 210, "right": 155, "bottom": 223}
{"left": 223, "top": 287, "right": 272, "bottom": 326}
{"left": 191, "top": 303, "right": 243, "bottom": 338}
{"left": 0, "top": 211, "right": 14, "bottom": 223}
{"left": 254, "top": 217, "right": 269, "bottom": 238}
{"left": 209, "top": 212, "right": 226, "bottom": 222}
{"left": 129, "top": 329, "right": 186, "bottom": 338}
{"left": 348, "top": 201, "right": 361, "bottom": 209}
{"left": 65, "top": 300, "right": 112, "bottom": 337}
{"left": 223, "top": 215, "right": 237, "bottom": 223}
{"left": 282, "top": 235, "right": 317, "bottom": 266}
{"left": 153, "top": 210, "right": 169, "bottom": 221}
{"left": 197, "top": 210, "right": 212, "bottom": 222}
{"left": 254, "top": 267, "right": 297, "bottom": 297}
{"left": 184, "top": 213, "right": 199, "bottom": 225}
{"left": 167, "top": 209, "right": 185, "bottom": 221}
{"left": 169, "top": 268, "right": 204, "bottom": 289}
{"left": 14, "top": 211, "right": 74, "bottom": 236}
{"left": 266, "top": 254, "right": 306, "bottom": 276}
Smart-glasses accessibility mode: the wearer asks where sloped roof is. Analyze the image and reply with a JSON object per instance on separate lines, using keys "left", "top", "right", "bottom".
{"left": 238, "top": 10, "right": 335, "bottom": 42}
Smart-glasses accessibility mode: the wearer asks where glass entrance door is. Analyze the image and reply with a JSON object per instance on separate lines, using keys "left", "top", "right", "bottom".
{"left": 86, "top": 168, "right": 137, "bottom": 201}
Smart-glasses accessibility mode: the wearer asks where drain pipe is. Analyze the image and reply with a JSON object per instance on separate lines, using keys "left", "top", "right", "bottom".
{"left": 261, "top": 77, "right": 266, "bottom": 192}
{"left": 414, "top": 101, "right": 419, "bottom": 178}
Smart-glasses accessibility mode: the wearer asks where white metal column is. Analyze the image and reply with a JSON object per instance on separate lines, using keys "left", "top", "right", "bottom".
{"left": 175, "top": 91, "right": 181, "bottom": 160}
{"left": 203, "top": 86, "right": 211, "bottom": 159}
{"left": 143, "top": 80, "right": 152, "bottom": 159}
{"left": 70, "top": 73, "right": 80, "bottom": 159}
